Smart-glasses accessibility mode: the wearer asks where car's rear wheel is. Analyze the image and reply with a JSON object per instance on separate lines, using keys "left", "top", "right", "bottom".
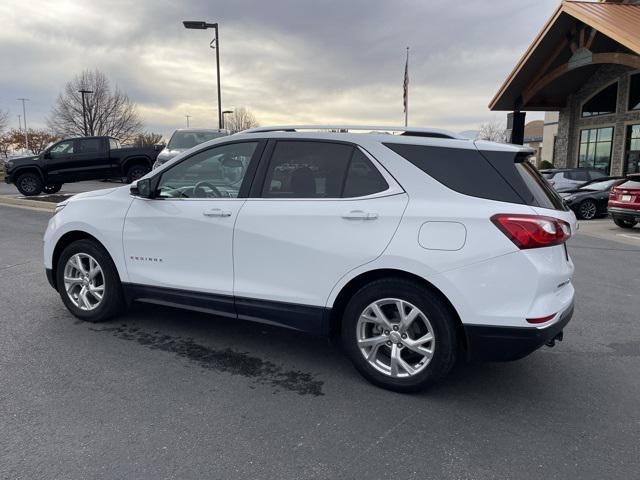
{"left": 43, "top": 183, "right": 62, "bottom": 194}
{"left": 16, "top": 172, "right": 43, "bottom": 196}
{"left": 341, "top": 279, "right": 457, "bottom": 392}
{"left": 577, "top": 199, "right": 597, "bottom": 220}
{"left": 56, "top": 239, "right": 125, "bottom": 322}
{"left": 126, "top": 164, "right": 150, "bottom": 184}
{"left": 613, "top": 217, "right": 638, "bottom": 229}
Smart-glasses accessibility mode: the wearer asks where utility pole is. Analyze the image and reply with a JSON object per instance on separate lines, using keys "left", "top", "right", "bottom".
{"left": 78, "top": 89, "right": 93, "bottom": 136}
{"left": 185, "top": 115, "right": 191, "bottom": 128}
{"left": 17, "top": 98, "right": 29, "bottom": 151}
{"left": 17, "top": 114, "right": 22, "bottom": 131}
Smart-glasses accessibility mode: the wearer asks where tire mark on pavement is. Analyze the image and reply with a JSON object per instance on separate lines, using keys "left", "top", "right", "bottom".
{"left": 90, "top": 324, "right": 325, "bottom": 396}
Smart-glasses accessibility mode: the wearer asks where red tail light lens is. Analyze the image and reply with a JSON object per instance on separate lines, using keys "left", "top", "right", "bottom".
{"left": 491, "top": 214, "right": 571, "bottom": 249}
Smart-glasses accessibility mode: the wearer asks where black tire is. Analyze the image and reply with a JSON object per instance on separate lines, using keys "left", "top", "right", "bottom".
{"left": 55, "top": 239, "right": 125, "bottom": 323}
{"left": 613, "top": 217, "right": 638, "bottom": 229}
{"left": 577, "top": 199, "right": 597, "bottom": 220}
{"left": 125, "top": 164, "right": 150, "bottom": 184}
{"left": 15, "top": 172, "right": 43, "bottom": 196}
{"left": 341, "top": 278, "right": 457, "bottom": 393}
{"left": 43, "top": 183, "right": 62, "bottom": 194}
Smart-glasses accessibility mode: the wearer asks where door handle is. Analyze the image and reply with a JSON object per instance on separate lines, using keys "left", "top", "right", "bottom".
{"left": 203, "top": 208, "right": 232, "bottom": 217}
{"left": 341, "top": 210, "right": 379, "bottom": 220}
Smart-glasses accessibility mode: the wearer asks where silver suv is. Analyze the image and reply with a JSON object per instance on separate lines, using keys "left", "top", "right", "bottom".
{"left": 153, "top": 129, "right": 228, "bottom": 169}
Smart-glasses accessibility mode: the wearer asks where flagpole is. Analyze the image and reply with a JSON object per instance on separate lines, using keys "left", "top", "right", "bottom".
{"left": 404, "top": 46, "right": 409, "bottom": 127}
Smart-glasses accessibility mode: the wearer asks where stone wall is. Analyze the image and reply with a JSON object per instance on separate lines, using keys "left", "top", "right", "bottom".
{"left": 553, "top": 65, "right": 640, "bottom": 175}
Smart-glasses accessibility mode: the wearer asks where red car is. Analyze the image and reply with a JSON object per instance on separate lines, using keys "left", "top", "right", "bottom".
{"left": 608, "top": 174, "right": 640, "bottom": 229}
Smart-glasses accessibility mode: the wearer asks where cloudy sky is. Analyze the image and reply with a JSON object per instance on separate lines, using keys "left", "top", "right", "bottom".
{"left": 0, "top": 0, "right": 560, "bottom": 139}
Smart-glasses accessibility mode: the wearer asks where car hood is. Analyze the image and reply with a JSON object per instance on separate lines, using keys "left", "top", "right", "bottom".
{"left": 8, "top": 154, "right": 40, "bottom": 165}
{"left": 67, "top": 187, "right": 120, "bottom": 202}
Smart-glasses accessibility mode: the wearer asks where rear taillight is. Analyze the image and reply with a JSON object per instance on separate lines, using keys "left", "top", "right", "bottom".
{"left": 491, "top": 214, "right": 571, "bottom": 249}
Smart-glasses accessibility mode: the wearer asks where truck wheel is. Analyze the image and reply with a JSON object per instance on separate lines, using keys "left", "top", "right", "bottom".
{"left": 613, "top": 217, "right": 638, "bottom": 229}
{"left": 16, "top": 172, "right": 43, "bottom": 196}
{"left": 126, "top": 164, "right": 150, "bottom": 184}
{"left": 43, "top": 183, "right": 62, "bottom": 194}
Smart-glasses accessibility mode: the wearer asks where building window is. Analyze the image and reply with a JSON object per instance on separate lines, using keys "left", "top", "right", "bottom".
{"left": 581, "top": 82, "right": 618, "bottom": 117}
{"left": 630, "top": 74, "right": 640, "bottom": 111}
{"left": 625, "top": 124, "right": 640, "bottom": 175}
{"left": 578, "top": 127, "right": 613, "bottom": 173}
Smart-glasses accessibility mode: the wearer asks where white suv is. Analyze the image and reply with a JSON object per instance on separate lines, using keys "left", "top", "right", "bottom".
{"left": 44, "top": 125, "right": 576, "bottom": 392}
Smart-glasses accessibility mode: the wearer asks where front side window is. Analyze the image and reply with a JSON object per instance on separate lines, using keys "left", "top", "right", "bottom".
{"left": 156, "top": 142, "right": 257, "bottom": 199}
{"left": 49, "top": 140, "right": 74, "bottom": 158}
{"left": 629, "top": 74, "right": 640, "bottom": 111}
{"left": 578, "top": 127, "right": 613, "bottom": 173}
{"left": 582, "top": 82, "right": 618, "bottom": 117}
{"left": 78, "top": 138, "right": 101, "bottom": 154}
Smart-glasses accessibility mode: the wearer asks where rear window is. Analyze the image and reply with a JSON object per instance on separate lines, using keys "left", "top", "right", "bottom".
{"left": 384, "top": 143, "right": 567, "bottom": 210}
{"left": 620, "top": 179, "right": 640, "bottom": 189}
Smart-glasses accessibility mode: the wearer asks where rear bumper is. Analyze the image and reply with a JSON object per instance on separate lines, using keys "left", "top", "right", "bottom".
{"left": 464, "top": 301, "right": 574, "bottom": 362}
{"left": 608, "top": 206, "right": 640, "bottom": 222}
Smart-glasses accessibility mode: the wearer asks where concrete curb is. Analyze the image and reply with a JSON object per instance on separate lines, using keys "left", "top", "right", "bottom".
{"left": 0, "top": 195, "right": 56, "bottom": 212}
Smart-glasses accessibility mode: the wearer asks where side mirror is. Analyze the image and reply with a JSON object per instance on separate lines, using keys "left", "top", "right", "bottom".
{"left": 130, "top": 178, "right": 153, "bottom": 198}
{"left": 153, "top": 143, "right": 165, "bottom": 151}
{"left": 43, "top": 151, "right": 51, "bottom": 159}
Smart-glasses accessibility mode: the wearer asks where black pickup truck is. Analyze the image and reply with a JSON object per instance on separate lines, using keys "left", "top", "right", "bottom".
{"left": 3, "top": 136, "right": 161, "bottom": 196}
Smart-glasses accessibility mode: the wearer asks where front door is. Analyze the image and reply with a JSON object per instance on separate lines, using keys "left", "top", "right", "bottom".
{"left": 45, "top": 139, "right": 78, "bottom": 182}
{"left": 122, "top": 140, "right": 262, "bottom": 316}
{"left": 233, "top": 140, "right": 408, "bottom": 333}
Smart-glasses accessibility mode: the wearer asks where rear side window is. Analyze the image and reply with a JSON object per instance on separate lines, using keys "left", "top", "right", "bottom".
{"left": 78, "top": 138, "right": 102, "bottom": 154}
{"left": 261, "top": 142, "right": 388, "bottom": 198}
{"left": 589, "top": 170, "right": 606, "bottom": 180}
{"left": 384, "top": 143, "right": 567, "bottom": 210}
{"left": 567, "top": 170, "right": 588, "bottom": 181}
{"left": 343, "top": 149, "right": 389, "bottom": 197}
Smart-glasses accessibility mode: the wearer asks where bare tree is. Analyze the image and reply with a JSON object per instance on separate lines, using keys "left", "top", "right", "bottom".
{"left": 5, "top": 128, "right": 59, "bottom": 155}
{"left": 224, "top": 107, "right": 259, "bottom": 134}
{"left": 132, "top": 132, "right": 164, "bottom": 147}
{"left": 47, "top": 69, "right": 143, "bottom": 143}
{"left": 0, "top": 132, "right": 12, "bottom": 159}
{"left": 0, "top": 109, "right": 8, "bottom": 133}
{"left": 477, "top": 119, "right": 507, "bottom": 143}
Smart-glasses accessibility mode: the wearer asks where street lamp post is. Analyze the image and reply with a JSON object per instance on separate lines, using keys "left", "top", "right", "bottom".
{"left": 78, "top": 89, "right": 93, "bottom": 136}
{"left": 17, "top": 98, "right": 29, "bottom": 151}
{"left": 183, "top": 20, "right": 222, "bottom": 129}
{"left": 222, "top": 110, "right": 233, "bottom": 130}
{"left": 185, "top": 115, "right": 191, "bottom": 128}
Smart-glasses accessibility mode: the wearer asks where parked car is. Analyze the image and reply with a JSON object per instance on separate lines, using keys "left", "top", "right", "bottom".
{"left": 44, "top": 125, "right": 576, "bottom": 392}
{"left": 152, "top": 129, "right": 228, "bottom": 169}
{"left": 3, "top": 136, "right": 160, "bottom": 196}
{"left": 541, "top": 168, "right": 607, "bottom": 191}
{"left": 608, "top": 174, "right": 640, "bottom": 229}
{"left": 559, "top": 177, "right": 625, "bottom": 220}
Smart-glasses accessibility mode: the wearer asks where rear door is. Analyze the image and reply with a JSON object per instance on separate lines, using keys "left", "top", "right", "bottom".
{"left": 232, "top": 139, "right": 408, "bottom": 333}
{"left": 74, "top": 138, "right": 111, "bottom": 179}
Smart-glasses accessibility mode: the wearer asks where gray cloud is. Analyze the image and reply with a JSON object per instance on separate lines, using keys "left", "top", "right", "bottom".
{"left": 0, "top": 0, "right": 555, "bottom": 138}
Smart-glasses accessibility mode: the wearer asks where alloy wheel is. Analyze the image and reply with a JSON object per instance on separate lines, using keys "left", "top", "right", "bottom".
{"left": 63, "top": 253, "right": 105, "bottom": 311}
{"left": 579, "top": 201, "right": 596, "bottom": 220}
{"left": 20, "top": 177, "right": 38, "bottom": 195}
{"left": 356, "top": 298, "right": 435, "bottom": 378}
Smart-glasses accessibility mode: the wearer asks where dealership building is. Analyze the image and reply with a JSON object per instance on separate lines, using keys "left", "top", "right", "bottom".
{"left": 490, "top": 0, "right": 640, "bottom": 176}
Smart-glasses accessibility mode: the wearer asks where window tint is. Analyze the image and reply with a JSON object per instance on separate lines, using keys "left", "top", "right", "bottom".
{"left": 50, "top": 141, "right": 74, "bottom": 158}
{"left": 384, "top": 143, "right": 567, "bottom": 210}
{"left": 343, "top": 149, "right": 389, "bottom": 197}
{"left": 629, "top": 74, "right": 640, "bottom": 111}
{"left": 589, "top": 170, "right": 606, "bottom": 180}
{"left": 78, "top": 138, "right": 102, "bottom": 154}
{"left": 156, "top": 142, "right": 257, "bottom": 199}
{"left": 567, "top": 170, "right": 588, "bottom": 181}
{"left": 262, "top": 141, "right": 353, "bottom": 198}
{"left": 109, "top": 138, "right": 120, "bottom": 150}
{"left": 582, "top": 82, "right": 617, "bottom": 117}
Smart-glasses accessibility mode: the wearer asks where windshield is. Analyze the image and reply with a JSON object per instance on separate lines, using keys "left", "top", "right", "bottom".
{"left": 581, "top": 179, "right": 620, "bottom": 191}
{"left": 541, "top": 172, "right": 555, "bottom": 179}
{"left": 167, "top": 131, "right": 226, "bottom": 150}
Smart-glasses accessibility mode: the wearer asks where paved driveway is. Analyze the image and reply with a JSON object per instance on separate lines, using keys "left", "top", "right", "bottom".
{"left": 1, "top": 205, "right": 639, "bottom": 479}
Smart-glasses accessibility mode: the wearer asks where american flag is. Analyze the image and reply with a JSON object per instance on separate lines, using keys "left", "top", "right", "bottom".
{"left": 403, "top": 47, "right": 409, "bottom": 126}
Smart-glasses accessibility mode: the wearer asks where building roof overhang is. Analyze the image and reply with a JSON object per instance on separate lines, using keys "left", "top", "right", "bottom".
{"left": 490, "top": 1, "right": 640, "bottom": 112}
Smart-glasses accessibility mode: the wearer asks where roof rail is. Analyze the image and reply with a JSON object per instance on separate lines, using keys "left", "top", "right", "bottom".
{"left": 240, "top": 125, "right": 465, "bottom": 140}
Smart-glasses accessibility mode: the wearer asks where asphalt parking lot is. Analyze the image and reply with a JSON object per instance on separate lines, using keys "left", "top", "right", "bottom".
{"left": 1, "top": 204, "right": 639, "bottom": 480}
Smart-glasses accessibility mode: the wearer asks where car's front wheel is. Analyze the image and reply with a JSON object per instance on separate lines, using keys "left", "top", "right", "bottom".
{"left": 341, "top": 279, "right": 457, "bottom": 392}
{"left": 16, "top": 172, "right": 43, "bottom": 196}
{"left": 56, "top": 239, "right": 125, "bottom": 322}
{"left": 577, "top": 199, "right": 597, "bottom": 220}
{"left": 613, "top": 217, "right": 638, "bottom": 229}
